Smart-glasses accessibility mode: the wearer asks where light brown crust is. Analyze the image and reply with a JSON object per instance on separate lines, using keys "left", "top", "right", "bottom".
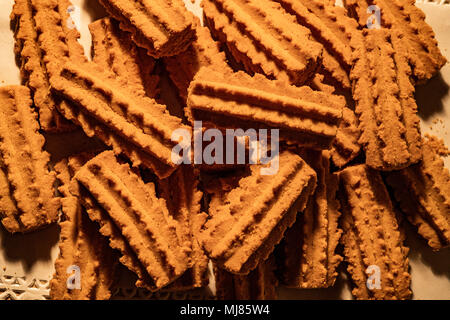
{"left": 10, "top": 0, "right": 85, "bottom": 132}
{"left": 188, "top": 68, "right": 344, "bottom": 150}
{"left": 344, "top": 0, "right": 447, "bottom": 83}
{"left": 278, "top": 150, "right": 342, "bottom": 288}
{"left": 98, "top": 0, "right": 196, "bottom": 58}
{"left": 0, "top": 86, "right": 60, "bottom": 233}
{"left": 385, "top": 139, "right": 450, "bottom": 251}
{"left": 215, "top": 254, "right": 278, "bottom": 300}
{"left": 199, "top": 150, "right": 317, "bottom": 275}
{"left": 74, "top": 151, "right": 191, "bottom": 291}
{"left": 51, "top": 61, "right": 190, "bottom": 179}
{"left": 51, "top": 154, "right": 118, "bottom": 300}
{"left": 89, "top": 17, "right": 159, "bottom": 99}
{"left": 202, "top": 0, "right": 323, "bottom": 86}
{"left": 351, "top": 29, "right": 422, "bottom": 171}
{"left": 339, "top": 164, "right": 412, "bottom": 300}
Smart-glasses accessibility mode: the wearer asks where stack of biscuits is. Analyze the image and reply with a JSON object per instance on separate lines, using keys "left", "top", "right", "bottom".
{"left": 0, "top": 0, "right": 448, "bottom": 300}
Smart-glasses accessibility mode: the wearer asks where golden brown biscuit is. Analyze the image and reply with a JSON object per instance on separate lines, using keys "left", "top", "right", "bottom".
{"left": 272, "top": 0, "right": 360, "bottom": 90}
{"left": 331, "top": 107, "right": 361, "bottom": 168}
{"left": 277, "top": 150, "right": 342, "bottom": 288}
{"left": 51, "top": 154, "right": 118, "bottom": 300}
{"left": 202, "top": 0, "right": 323, "bottom": 86}
{"left": 351, "top": 29, "right": 422, "bottom": 171}
{"left": 199, "top": 150, "right": 317, "bottom": 275}
{"left": 163, "top": 25, "right": 230, "bottom": 102}
{"left": 158, "top": 166, "right": 209, "bottom": 291}
{"left": 51, "top": 61, "right": 190, "bottom": 179}
{"left": 0, "top": 86, "right": 60, "bottom": 233}
{"left": 89, "top": 17, "right": 159, "bottom": 98}
{"left": 339, "top": 164, "right": 412, "bottom": 300}
{"left": 10, "top": 0, "right": 85, "bottom": 132}
{"left": 98, "top": 0, "right": 196, "bottom": 58}
{"left": 74, "top": 151, "right": 191, "bottom": 291}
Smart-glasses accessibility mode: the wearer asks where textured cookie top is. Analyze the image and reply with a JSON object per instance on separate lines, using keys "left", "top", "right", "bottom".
{"left": 0, "top": 85, "right": 60, "bottom": 233}
{"left": 200, "top": 150, "right": 317, "bottom": 274}
{"left": 188, "top": 68, "right": 344, "bottom": 149}
{"left": 99, "top": 0, "right": 196, "bottom": 57}
{"left": 351, "top": 29, "right": 422, "bottom": 170}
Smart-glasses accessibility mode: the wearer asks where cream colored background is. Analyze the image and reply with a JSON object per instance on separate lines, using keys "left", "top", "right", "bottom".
{"left": 0, "top": 0, "right": 449, "bottom": 300}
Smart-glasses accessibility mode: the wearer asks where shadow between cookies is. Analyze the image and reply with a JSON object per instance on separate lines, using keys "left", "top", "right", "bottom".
{"left": 0, "top": 223, "right": 60, "bottom": 273}
{"left": 404, "top": 222, "right": 450, "bottom": 280}
{"left": 416, "top": 72, "right": 449, "bottom": 121}
{"left": 82, "top": 0, "right": 108, "bottom": 21}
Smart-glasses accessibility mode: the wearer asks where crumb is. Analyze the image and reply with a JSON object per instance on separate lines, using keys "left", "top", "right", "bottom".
{"left": 424, "top": 134, "right": 450, "bottom": 157}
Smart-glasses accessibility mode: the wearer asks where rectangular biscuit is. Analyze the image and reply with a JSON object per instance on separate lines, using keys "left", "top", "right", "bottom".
{"left": 351, "top": 29, "right": 422, "bottom": 170}
{"left": 0, "top": 85, "right": 60, "bottom": 233}
{"left": 344, "top": 0, "right": 446, "bottom": 83}
{"left": 188, "top": 68, "right": 344, "bottom": 150}
{"left": 158, "top": 166, "right": 209, "bottom": 291}
{"left": 163, "top": 25, "right": 230, "bottom": 102}
{"left": 51, "top": 154, "right": 118, "bottom": 300}
{"left": 339, "top": 164, "right": 412, "bottom": 300}
{"left": 11, "top": 0, "right": 85, "bottom": 132}
{"left": 199, "top": 150, "right": 317, "bottom": 275}
{"left": 272, "top": 0, "right": 361, "bottom": 89}
{"left": 214, "top": 254, "right": 278, "bottom": 300}
{"left": 98, "top": 0, "right": 196, "bottom": 58}
{"left": 74, "top": 151, "right": 191, "bottom": 291}
{"left": 202, "top": 0, "right": 323, "bottom": 86}
{"left": 385, "top": 138, "right": 450, "bottom": 251}
{"left": 89, "top": 17, "right": 159, "bottom": 98}
{"left": 331, "top": 107, "right": 361, "bottom": 168}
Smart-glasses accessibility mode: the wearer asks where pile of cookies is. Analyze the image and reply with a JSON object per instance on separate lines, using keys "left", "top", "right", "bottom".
{"left": 0, "top": 0, "right": 448, "bottom": 300}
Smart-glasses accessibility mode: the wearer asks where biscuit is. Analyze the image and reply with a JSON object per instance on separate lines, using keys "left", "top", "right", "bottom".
{"left": 98, "top": 0, "right": 196, "bottom": 58}
{"left": 344, "top": 0, "right": 447, "bottom": 83}
{"left": 385, "top": 138, "right": 450, "bottom": 251}
{"left": 215, "top": 255, "right": 278, "bottom": 300}
{"left": 273, "top": 0, "right": 360, "bottom": 90}
{"left": 51, "top": 61, "right": 190, "bottom": 179}
{"left": 159, "top": 166, "right": 209, "bottom": 291}
{"left": 51, "top": 154, "right": 118, "bottom": 300}
{"left": 188, "top": 68, "right": 344, "bottom": 150}
{"left": 0, "top": 86, "right": 60, "bottom": 233}
{"left": 11, "top": 0, "right": 85, "bottom": 132}
{"left": 74, "top": 151, "right": 191, "bottom": 291}
{"left": 339, "top": 164, "right": 412, "bottom": 300}
{"left": 199, "top": 150, "right": 317, "bottom": 274}
{"left": 202, "top": 0, "right": 323, "bottom": 86}
{"left": 89, "top": 17, "right": 159, "bottom": 98}
{"left": 277, "top": 150, "right": 342, "bottom": 288}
